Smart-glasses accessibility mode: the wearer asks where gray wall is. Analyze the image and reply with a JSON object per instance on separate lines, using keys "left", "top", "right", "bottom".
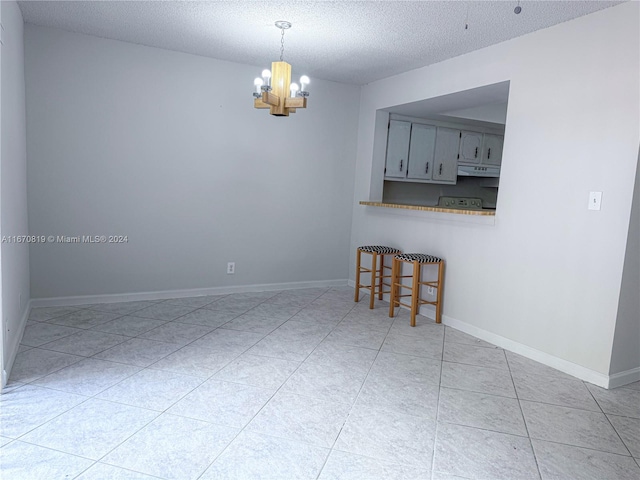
{"left": 25, "top": 25, "right": 360, "bottom": 299}
{"left": 350, "top": 2, "right": 639, "bottom": 381}
{"left": 610, "top": 148, "right": 640, "bottom": 377}
{"left": 1, "top": 0, "right": 30, "bottom": 386}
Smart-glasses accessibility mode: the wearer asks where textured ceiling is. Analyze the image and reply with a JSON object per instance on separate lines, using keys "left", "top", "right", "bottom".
{"left": 18, "top": 1, "right": 624, "bottom": 85}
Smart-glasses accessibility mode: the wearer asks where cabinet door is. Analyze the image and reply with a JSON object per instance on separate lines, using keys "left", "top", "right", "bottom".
{"left": 459, "top": 131, "right": 483, "bottom": 164}
{"left": 384, "top": 120, "right": 411, "bottom": 178}
{"left": 407, "top": 124, "right": 436, "bottom": 180}
{"left": 483, "top": 134, "right": 504, "bottom": 166}
{"left": 432, "top": 127, "right": 460, "bottom": 183}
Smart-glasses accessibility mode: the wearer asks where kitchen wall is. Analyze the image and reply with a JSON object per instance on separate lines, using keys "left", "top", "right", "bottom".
{"left": 382, "top": 179, "right": 498, "bottom": 208}
{"left": 609, "top": 148, "right": 640, "bottom": 383}
{"left": 25, "top": 25, "right": 360, "bottom": 299}
{"left": 1, "top": 0, "right": 30, "bottom": 389}
{"left": 350, "top": 2, "right": 639, "bottom": 384}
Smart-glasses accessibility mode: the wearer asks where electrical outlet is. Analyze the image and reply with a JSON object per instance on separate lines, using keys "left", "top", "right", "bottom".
{"left": 227, "top": 262, "right": 235, "bottom": 274}
{"left": 427, "top": 287, "right": 435, "bottom": 295}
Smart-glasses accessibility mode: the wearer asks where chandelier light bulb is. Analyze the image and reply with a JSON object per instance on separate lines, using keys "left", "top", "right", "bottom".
{"left": 254, "top": 77, "right": 263, "bottom": 93}
{"left": 300, "top": 75, "right": 309, "bottom": 91}
{"left": 290, "top": 82, "right": 299, "bottom": 97}
{"left": 262, "top": 69, "right": 272, "bottom": 87}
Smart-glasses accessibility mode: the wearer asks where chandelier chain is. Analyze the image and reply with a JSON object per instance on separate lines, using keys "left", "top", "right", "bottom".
{"left": 280, "top": 27, "right": 285, "bottom": 61}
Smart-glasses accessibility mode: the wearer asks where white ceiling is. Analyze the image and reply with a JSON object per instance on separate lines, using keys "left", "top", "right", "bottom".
{"left": 17, "top": 1, "right": 624, "bottom": 85}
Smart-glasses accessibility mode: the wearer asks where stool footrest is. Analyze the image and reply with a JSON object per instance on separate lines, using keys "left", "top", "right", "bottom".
{"left": 396, "top": 301, "right": 414, "bottom": 309}
{"left": 357, "top": 282, "right": 393, "bottom": 290}
{"left": 420, "top": 301, "right": 438, "bottom": 306}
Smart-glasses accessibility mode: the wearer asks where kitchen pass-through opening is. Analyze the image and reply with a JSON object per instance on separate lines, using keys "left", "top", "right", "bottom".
{"left": 371, "top": 81, "right": 510, "bottom": 212}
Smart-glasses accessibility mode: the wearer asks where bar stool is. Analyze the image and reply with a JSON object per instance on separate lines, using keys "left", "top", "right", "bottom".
{"left": 389, "top": 253, "right": 444, "bottom": 326}
{"left": 354, "top": 245, "right": 402, "bottom": 309}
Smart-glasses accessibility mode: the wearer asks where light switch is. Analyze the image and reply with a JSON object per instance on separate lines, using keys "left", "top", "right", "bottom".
{"left": 588, "top": 191, "right": 602, "bottom": 211}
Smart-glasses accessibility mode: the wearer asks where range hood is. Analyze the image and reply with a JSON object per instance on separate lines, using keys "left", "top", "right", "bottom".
{"left": 457, "top": 165, "right": 501, "bottom": 178}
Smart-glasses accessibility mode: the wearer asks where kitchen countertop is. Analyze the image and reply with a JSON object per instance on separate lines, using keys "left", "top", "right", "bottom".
{"left": 359, "top": 201, "right": 496, "bottom": 216}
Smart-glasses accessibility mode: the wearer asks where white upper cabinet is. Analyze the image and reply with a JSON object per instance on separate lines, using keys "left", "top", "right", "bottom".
{"left": 432, "top": 127, "right": 460, "bottom": 184}
{"left": 483, "top": 134, "right": 504, "bottom": 166}
{"left": 384, "top": 120, "right": 411, "bottom": 178}
{"left": 384, "top": 117, "right": 502, "bottom": 184}
{"left": 407, "top": 124, "right": 437, "bottom": 180}
{"left": 459, "top": 131, "right": 483, "bottom": 164}
{"left": 384, "top": 121, "right": 457, "bottom": 185}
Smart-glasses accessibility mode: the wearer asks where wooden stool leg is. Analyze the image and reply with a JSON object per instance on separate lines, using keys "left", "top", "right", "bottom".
{"left": 410, "top": 260, "right": 421, "bottom": 327}
{"left": 435, "top": 260, "right": 444, "bottom": 324}
{"left": 354, "top": 249, "right": 361, "bottom": 303}
{"left": 378, "top": 255, "right": 384, "bottom": 300}
{"left": 369, "top": 251, "right": 377, "bottom": 309}
{"left": 389, "top": 258, "right": 398, "bottom": 317}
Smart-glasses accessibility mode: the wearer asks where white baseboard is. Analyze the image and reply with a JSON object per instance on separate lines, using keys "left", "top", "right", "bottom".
{"left": 31, "top": 279, "right": 350, "bottom": 307}
{"left": 608, "top": 366, "right": 640, "bottom": 389}
{"left": 1, "top": 300, "right": 31, "bottom": 391}
{"left": 442, "top": 314, "right": 611, "bottom": 388}
{"left": 330, "top": 280, "right": 640, "bottom": 388}
{"left": 351, "top": 276, "right": 616, "bottom": 388}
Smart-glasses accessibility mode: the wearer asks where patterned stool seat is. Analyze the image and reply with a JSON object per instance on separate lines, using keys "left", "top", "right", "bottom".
{"left": 355, "top": 245, "right": 402, "bottom": 309}
{"left": 395, "top": 253, "right": 442, "bottom": 263}
{"left": 358, "top": 245, "right": 402, "bottom": 254}
{"left": 389, "top": 252, "right": 445, "bottom": 326}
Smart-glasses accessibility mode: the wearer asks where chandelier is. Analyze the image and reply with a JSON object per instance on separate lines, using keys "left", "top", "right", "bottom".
{"left": 253, "top": 21, "right": 309, "bottom": 117}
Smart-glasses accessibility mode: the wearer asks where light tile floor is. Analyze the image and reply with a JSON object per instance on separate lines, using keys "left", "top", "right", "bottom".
{"left": 1, "top": 286, "right": 639, "bottom": 479}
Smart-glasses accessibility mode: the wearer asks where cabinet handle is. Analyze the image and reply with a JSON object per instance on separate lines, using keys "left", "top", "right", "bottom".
{"left": 487, "top": 148, "right": 491, "bottom": 160}
{"left": 400, "top": 160, "right": 403, "bottom": 171}
{"left": 439, "top": 164, "right": 443, "bottom": 175}
{"left": 475, "top": 147, "right": 478, "bottom": 158}
{"left": 425, "top": 163, "right": 429, "bottom": 174}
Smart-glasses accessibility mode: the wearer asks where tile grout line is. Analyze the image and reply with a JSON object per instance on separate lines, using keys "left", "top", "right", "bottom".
{"left": 87, "top": 371, "right": 212, "bottom": 479}
{"left": 14, "top": 288, "right": 636, "bottom": 478}
{"left": 8, "top": 314, "right": 194, "bottom": 472}
{"left": 258, "top": 291, "right": 363, "bottom": 479}
{"left": 69, "top": 291, "right": 303, "bottom": 480}
{"left": 430, "top": 324, "right": 446, "bottom": 480}
{"left": 505, "top": 349, "right": 544, "bottom": 480}
{"left": 187, "top": 288, "right": 341, "bottom": 478}
{"left": 313, "top": 297, "right": 386, "bottom": 479}
{"left": 6, "top": 291, "right": 340, "bottom": 440}
{"left": 315, "top": 299, "right": 443, "bottom": 477}
{"left": 587, "top": 383, "right": 636, "bottom": 458}
{"left": 6, "top": 372, "right": 169, "bottom": 480}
